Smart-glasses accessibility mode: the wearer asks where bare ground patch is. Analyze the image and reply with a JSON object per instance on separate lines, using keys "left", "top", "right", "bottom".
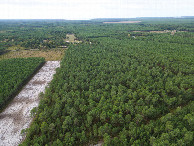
{"left": 0, "top": 61, "right": 60, "bottom": 146}
{"left": 65, "top": 34, "right": 82, "bottom": 43}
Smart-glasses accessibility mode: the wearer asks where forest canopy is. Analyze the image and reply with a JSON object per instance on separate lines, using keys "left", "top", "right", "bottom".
{"left": 15, "top": 18, "right": 194, "bottom": 145}
{"left": 0, "top": 57, "right": 45, "bottom": 110}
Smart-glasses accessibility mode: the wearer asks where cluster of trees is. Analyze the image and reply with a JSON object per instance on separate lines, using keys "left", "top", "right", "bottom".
{"left": 128, "top": 32, "right": 194, "bottom": 45}
{"left": 0, "top": 18, "right": 194, "bottom": 52}
{"left": 0, "top": 20, "right": 70, "bottom": 51}
{"left": 22, "top": 19, "right": 193, "bottom": 145}
{"left": 0, "top": 58, "right": 45, "bottom": 110}
{"left": 0, "top": 43, "right": 6, "bottom": 55}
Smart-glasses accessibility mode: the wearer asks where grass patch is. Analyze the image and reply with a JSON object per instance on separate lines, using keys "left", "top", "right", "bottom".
{"left": 0, "top": 49, "right": 66, "bottom": 61}
{"left": 66, "top": 34, "right": 82, "bottom": 43}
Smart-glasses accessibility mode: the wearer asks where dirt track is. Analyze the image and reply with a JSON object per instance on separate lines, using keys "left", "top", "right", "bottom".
{"left": 0, "top": 61, "right": 60, "bottom": 146}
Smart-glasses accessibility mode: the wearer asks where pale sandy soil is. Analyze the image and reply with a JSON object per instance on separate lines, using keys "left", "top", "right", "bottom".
{"left": 0, "top": 61, "right": 60, "bottom": 146}
{"left": 90, "top": 141, "right": 103, "bottom": 146}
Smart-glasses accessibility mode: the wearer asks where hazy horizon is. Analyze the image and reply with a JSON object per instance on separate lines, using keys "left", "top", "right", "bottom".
{"left": 0, "top": 0, "right": 194, "bottom": 20}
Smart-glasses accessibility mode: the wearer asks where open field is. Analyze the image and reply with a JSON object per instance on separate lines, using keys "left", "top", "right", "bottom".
{"left": 7, "top": 46, "right": 26, "bottom": 51}
{"left": 0, "top": 49, "right": 65, "bottom": 61}
{"left": 0, "top": 61, "right": 60, "bottom": 146}
{"left": 103, "top": 21, "right": 141, "bottom": 24}
{"left": 66, "top": 34, "right": 76, "bottom": 42}
{"left": 132, "top": 30, "right": 172, "bottom": 33}
{"left": 0, "top": 30, "right": 7, "bottom": 33}
{"left": 65, "top": 34, "right": 82, "bottom": 43}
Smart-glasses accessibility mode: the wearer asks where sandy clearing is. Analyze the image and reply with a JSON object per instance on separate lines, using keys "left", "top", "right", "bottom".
{"left": 0, "top": 61, "right": 60, "bottom": 146}
{"left": 90, "top": 141, "right": 103, "bottom": 146}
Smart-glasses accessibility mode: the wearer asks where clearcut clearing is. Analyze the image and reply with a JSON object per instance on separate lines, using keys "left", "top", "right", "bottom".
{"left": 0, "top": 61, "right": 60, "bottom": 146}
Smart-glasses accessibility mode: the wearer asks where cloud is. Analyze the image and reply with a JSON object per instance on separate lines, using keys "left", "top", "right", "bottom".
{"left": 0, "top": 0, "right": 193, "bottom": 19}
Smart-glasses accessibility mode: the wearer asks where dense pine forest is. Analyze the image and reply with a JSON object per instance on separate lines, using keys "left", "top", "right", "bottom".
{"left": 0, "top": 58, "right": 45, "bottom": 110}
{"left": 0, "top": 18, "right": 193, "bottom": 145}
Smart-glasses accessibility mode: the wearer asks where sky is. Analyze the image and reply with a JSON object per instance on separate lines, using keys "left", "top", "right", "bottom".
{"left": 0, "top": 0, "right": 193, "bottom": 20}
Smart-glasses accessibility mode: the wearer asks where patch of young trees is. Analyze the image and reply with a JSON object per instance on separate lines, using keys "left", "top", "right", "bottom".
{"left": 0, "top": 58, "right": 45, "bottom": 110}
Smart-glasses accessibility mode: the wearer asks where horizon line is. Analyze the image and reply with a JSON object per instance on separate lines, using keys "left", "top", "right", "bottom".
{"left": 0, "top": 16, "right": 194, "bottom": 21}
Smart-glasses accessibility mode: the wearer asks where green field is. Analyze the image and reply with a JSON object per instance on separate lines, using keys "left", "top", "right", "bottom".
{"left": 0, "top": 58, "right": 45, "bottom": 110}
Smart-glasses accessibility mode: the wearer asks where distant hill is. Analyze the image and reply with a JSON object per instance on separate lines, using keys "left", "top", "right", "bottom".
{"left": 91, "top": 17, "right": 194, "bottom": 23}
{"left": 180, "top": 16, "right": 194, "bottom": 18}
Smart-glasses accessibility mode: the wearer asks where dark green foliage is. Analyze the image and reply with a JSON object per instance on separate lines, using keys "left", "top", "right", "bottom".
{"left": 17, "top": 19, "right": 194, "bottom": 145}
{"left": 0, "top": 58, "right": 45, "bottom": 109}
{"left": 0, "top": 20, "right": 69, "bottom": 50}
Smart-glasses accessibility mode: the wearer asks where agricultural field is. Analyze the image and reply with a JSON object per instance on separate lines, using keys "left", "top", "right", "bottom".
{"left": 0, "top": 58, "right": 45, "bottom": 110}
{"left": 0, "top": 18, "right": 193, "bottom": 145}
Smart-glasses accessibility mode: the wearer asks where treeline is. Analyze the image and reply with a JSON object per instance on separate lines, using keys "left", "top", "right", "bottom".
{"left": 127, "top": 32, "right": 194, "bottom": 45}
{"left": 1, "top": 18, "right": 194, "bottom": 53}
{"left": 22, "top": 31, "right": 193, "bottom": 145}
{"left": 0, "top": 58, "right": 45, "bottom": 110}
